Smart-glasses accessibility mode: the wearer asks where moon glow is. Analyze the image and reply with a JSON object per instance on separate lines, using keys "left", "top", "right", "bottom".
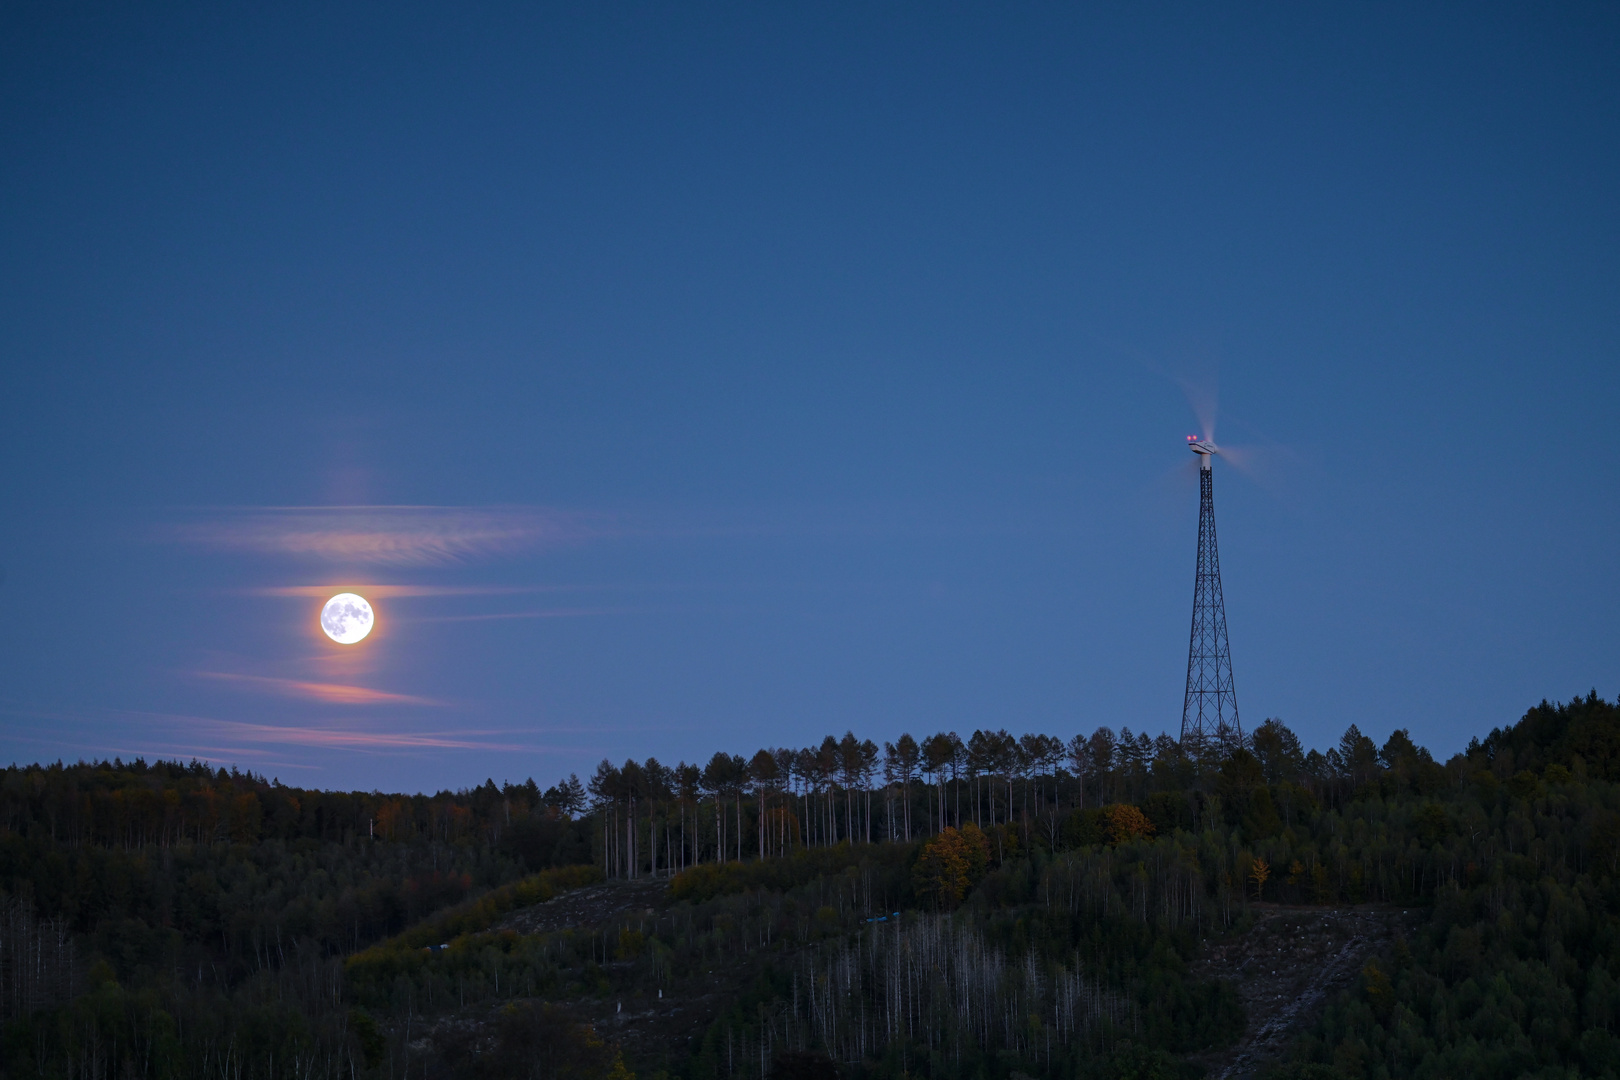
{"left": 320, "top": 593, "right": 374, "bottom": 644}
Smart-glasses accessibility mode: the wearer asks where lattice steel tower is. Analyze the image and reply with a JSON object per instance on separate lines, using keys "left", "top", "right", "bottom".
{"left": 1181, "top": 437, "right": 1241, "bottom": 746}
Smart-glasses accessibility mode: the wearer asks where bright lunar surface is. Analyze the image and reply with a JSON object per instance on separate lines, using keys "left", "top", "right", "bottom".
{"left": 320, "top": 593, "right": 374, "bottom": 644}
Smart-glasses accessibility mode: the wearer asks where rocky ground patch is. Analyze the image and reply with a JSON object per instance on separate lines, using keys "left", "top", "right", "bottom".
{"left": 487, "top": 876, "right": 756, "bottom": 1070}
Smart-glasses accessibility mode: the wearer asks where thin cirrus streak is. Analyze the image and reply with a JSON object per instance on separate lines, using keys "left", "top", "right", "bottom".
{"left": 165, "top": 506, "right": 607, "bottom": 566}
{"left": 193, "top": 671, "right": 443, "bottom": 706}
{"left": 401, "top": 607, "right": 641, "bottom": 623}
{"left": 0, "top": 707, "right": 554, "bottom": 759}
{"left": 239, "top": 584, "right": 595, "bottom": 598}
{"left": 3, "top": 705, "right": 544, "bottom": 757}
{"left": 203, "top": 719, "right": 532, "bottom": 753}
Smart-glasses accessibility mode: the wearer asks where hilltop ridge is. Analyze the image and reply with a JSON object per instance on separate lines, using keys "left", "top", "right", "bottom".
{"left": 1, "top": 695, "right": 1618, "bottom": 1079}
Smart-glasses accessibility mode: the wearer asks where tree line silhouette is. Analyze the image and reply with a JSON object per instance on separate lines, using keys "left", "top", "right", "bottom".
{"left": 583, "top": 719, "right": 1419, "bottom": 880}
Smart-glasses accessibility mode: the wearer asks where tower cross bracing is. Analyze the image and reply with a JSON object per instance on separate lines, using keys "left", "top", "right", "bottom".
{"left": 1182, "top": 445, "right": 1241, "bottom": 746}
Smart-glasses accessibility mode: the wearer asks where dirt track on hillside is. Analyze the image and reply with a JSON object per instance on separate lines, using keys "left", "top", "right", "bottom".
{"left": 488, "top": 877, "right": 756, "bottom": 1067}
{"left": 1190, "top": 904, "right": 1419, "bottom": 1079}
{"left": 494, "top": 878, "right": 670, "bottom": 935}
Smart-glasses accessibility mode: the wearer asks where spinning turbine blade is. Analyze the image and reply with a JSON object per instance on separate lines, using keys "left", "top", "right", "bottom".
{"left": 1212, "top": 442, "right": 1255, "bottom": 475}
{"left": 1177, "top": 378, "right": 1219, "bottom": 447}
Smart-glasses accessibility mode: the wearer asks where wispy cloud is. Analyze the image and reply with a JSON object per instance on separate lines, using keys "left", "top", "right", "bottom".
{"left": 239, "top": 584, "right": 589, "bottom": 598}
{"left": 166, "top": 506, "right": 605, "bottom": 565}
{"left": 0, "top": 726, "right": 325, "bottom": 770}
{"left": 402, "top": 607, "right": 640, "bottom": 623}
{"left": 193, "top": 671, "right": 443, "bottom": 706}
{"left": 0, "top": 706, "right": 563, "bottom": 761}
{"left": 204, "top": 719, "right": 528, "bottom": 752}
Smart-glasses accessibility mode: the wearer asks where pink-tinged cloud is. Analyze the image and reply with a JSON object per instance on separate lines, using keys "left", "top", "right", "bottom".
{"left": 194, "top": 671, "right": 442, "bottom": 706}
{"left": 168, "top": 506, "right": 604, "bottom": 565}
{"left": 241, "top": 584, "right": 585, "bottom": 598}
{"left": 205, "top": 719, "right": 526, "bottom": 752}
{"left": 0, "top": 706, "right": 568, "bottom": 761}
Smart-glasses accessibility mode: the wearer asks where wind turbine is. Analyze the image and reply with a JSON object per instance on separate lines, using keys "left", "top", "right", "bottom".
{"left": 1181, "top": 434, "right": 1241, "bottom": 748}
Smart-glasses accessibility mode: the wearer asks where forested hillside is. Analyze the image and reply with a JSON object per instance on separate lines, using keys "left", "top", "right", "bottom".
{"left": 1, "top": 694, "right": 1617, "bottom": 1080}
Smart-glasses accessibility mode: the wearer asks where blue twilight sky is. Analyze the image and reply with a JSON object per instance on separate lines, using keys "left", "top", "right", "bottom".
{"left": 2, "top": 4, "right": 1617, "bottom": 793}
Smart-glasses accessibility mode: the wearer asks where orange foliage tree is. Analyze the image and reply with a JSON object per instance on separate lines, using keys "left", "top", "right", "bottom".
{"left": 913, "top": 824, "right": 991, "bottom": 908}
{"left": 1104, "top": 803, "right": 1155, "bottom": 845}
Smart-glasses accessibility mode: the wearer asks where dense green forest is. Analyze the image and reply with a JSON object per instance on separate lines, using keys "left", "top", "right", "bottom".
{"left": 2, "top": 693, "right": 1618, "bottom": 1080}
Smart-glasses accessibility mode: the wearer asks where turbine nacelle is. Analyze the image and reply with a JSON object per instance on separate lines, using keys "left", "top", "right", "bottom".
{"left": 1186, "top": 435, "right": 1218, "bottom": 469}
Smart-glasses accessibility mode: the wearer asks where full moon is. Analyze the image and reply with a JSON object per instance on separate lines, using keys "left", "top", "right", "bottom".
{"left": 320, "top": 593, "right": 374, "bottom": 644}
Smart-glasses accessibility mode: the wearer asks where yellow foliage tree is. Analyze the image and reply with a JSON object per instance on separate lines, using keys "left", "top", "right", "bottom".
{"left": 1249, "top": 856, "right": 1271, "bottom": 901}
{"left": 914, "top": 826, "right": 990, "bottom": 908}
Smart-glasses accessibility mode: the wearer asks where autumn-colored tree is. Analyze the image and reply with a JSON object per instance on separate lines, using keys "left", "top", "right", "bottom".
{"left": 375, "top": 797, "right": 409, "bottom": 842}
{"left": 914, "top": 827, "right": 970, "bottom": 907}
{"left": 913, "top": 825, "right": 990, "bottom": 908}
{"left": 958, "top": 820, "right": 991, "bottom": 878}
{"left": 1104, "top": 802, "right": 1155, "bottom": 845}
{"left": 1249, "top": 856, "right": 1271, "bottom": 901}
